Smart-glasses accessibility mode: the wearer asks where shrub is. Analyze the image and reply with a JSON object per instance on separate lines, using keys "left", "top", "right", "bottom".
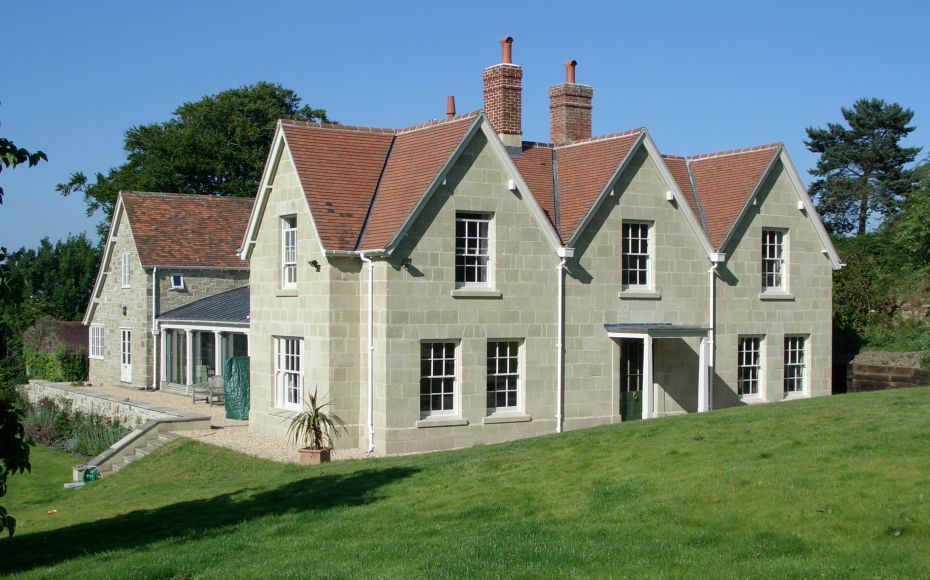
{"left": 21, "top": 397, "right": 130, "bottom": 457}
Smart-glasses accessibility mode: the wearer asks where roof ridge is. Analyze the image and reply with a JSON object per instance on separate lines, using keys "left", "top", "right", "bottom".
{"left": 121, "top": 191, "right": 253, "bottom": 202}
{"left": 395, "top": 111, "right": 480, "bottom": 134}
{"left": 682, "top": 142, "right": 783, "bottom": 162}
{"left": 554, "top": 128, "right": 646, "bottom": 149}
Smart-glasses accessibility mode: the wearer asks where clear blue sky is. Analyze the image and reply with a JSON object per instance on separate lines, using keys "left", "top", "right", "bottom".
{"left": 2, "top": 0, "right": 928, "bottom": 250}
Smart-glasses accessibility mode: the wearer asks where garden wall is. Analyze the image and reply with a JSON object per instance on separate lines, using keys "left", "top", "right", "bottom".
{"left": 846, "top": 364, "right": 930, "bottom": 393}
{"left": 21, "top": 380, "right": 179, "bottom": 428}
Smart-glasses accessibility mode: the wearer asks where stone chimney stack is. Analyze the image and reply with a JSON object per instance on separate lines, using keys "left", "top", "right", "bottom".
{"left": 549, "top": 60, "right": 593, "bottom": 145}
{"left": 483, "top": 37, "right": 523, "bottom": 148}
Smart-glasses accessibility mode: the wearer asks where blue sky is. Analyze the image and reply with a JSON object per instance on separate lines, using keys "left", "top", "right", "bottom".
{"left": 2, "top": 0, "right": 928, "bottom": 250}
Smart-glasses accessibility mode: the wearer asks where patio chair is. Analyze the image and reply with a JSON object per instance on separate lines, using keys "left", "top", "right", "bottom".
{"left": 206, "top": 375, "right": 225, "bottom": 406}
{"left": 191, "top": 365, "right": 211, "bottom": 403}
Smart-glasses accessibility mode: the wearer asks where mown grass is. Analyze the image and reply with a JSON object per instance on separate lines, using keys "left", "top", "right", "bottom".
{"left": 3, "top": 388, "right": 930, "bottom": 578}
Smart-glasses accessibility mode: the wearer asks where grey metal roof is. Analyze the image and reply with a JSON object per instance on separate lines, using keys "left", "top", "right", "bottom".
{"left": 604, "top": 323, "right": 709, "bottom": 335}
{"left": 158, "top": 285, "right": 250, "bottom": 325}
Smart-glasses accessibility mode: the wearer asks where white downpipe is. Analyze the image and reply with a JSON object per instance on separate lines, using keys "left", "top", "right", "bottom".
{"left": 151, "top": 266, "right": 158, "bottom": 391}
{"left": 555, "top": 257, "right": 566, "bottom": 433}
{"left": 707, "top": 263, "right": 718, "bottom": 411}
{"left": 359, "top": 253, "right": 375, "bottom": 453}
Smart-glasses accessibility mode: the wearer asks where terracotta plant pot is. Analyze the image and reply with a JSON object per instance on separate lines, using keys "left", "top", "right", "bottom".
{"left": 298, "top": 447, "right": 331, "bottom": 465}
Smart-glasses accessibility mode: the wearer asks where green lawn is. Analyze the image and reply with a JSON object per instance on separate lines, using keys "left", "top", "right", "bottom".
{"left": 3, "top": 388, "right": 930, "bottom": 578}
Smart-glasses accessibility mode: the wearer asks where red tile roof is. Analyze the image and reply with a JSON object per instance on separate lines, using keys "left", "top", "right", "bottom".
{"left": 359, "top": 115, "right": 477, "bottom": 250}
{"left": 677, "top": 145, "right": 781, "bottom": 249}
{"left": 121, "top": 192, "right": 253, "bottom": 268}
{"left": 281, "top": 123, "right": 393, "bottom": 250}
{"left": 511, "top": 143, "right": 556, "bottom": 229}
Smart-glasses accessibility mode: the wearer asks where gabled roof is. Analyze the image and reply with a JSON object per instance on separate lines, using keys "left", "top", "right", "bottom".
{"left": 158, "top": 285, "right": 250, "bottom": 325}
{"left": 122, "top": 192, "right": 253, "bottom": 268}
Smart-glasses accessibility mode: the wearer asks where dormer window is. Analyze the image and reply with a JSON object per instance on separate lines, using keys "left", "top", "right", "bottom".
{"left": 282, "top": 216, "right": 297, "bottom": 289}
{"left": 455, "top": 212, "right": 492, "bottom": 287}
{"left": 169, "top": 274, "right": 184, "bottom": 290}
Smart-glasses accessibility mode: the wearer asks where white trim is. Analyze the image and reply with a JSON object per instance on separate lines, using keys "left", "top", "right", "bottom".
{"left": 274, "top": 336, "right": 304, "bottom": 412}
{"left": 783, "top": 334, "right": 809, "bottom": 399}
{"left": 419, "top": 340, "right": 461, "bottom": 419}
{"left": 159, "top": 322, "right": 249, "bottom": 334}
{"left": 83, "top": 195, "right": 126, "bottom": 325}
{"left": 486, "top": 339, "right": 524, "bottom": 415}
{"left": 169, "top": 274, "right": 185, "bottom": 290}
{"left": 281, "top": 215, "right": 298, "bottom": 289}
{"left": 737, "top": 335, "right": 765, "bottom": 401}
{"left": 620, "top": 220, "right": 653, "bottom": 291}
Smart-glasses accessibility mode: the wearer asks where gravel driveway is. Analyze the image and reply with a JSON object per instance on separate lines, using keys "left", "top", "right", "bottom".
{"left": 88, "top": 385, "right": 377, "bottom": 463}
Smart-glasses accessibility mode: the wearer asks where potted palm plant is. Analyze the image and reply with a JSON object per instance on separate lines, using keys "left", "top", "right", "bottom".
{"left": 286, "top": 389, "right": 348, "bottom": 465}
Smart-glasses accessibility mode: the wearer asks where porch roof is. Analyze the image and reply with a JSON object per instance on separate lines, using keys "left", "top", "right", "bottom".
{"left": 604, "top": 323, "right": 709, "bottom": 338}
{"left": 158, "top": 285, "right": 250, "bottom": 325}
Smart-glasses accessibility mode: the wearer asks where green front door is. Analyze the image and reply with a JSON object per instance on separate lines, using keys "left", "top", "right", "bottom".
{"left": 620, "top": 339, "right": 644, "bottom": 421}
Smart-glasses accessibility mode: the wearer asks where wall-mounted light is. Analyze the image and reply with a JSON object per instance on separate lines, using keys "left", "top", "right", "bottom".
{"left": 308, "top": 259, "right": 321, "bottom": 272}
{"left": 401, "top": 258, "right": 413, "bottom": 269}
{"left": 122, "top": 306, "right": 127, "bottom": 316}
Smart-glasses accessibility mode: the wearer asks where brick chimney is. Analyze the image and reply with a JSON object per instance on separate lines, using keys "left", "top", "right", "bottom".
{"left": 550, "top": 60, "right": 593, "bottom": 145}
{"left": 483, "top": 37, "right": 522, "bottom": 148}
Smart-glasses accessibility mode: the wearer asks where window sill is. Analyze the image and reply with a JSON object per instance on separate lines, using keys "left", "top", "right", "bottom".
{"left": 759, "top": 292, "right": 794, "bottom": 301}
{"left": 618, "top": 290, "right": 661, "bottom": 300}
{"left": 416, "top": 417, "right": 469, "bottom": 429}
{"left": 740, "top": 395, "right": 765, "bottom": 405}
{"left": 451, "top": 288, "right": 503, "bottom": 299}
{"left": 482, "top": 413, "right": 532, "bottom": 425}
{"left": 268, "top": 408, "right": 299, "bottom": 418}
{"left": 88, "top": 356, "right": 104, "bottom": 361}
{"left": 276, "top": 289, "right": 298, "bottom": 298}
{"left": 783, "top": 393, "right": 808, "bottom": 401}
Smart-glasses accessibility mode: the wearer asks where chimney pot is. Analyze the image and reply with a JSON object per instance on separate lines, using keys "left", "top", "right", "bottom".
{"left": 446, "top": 95, "right": 456, "bottom": 120}
{"left": 500, "top": 36, "right": 514, "bottom": 64}
{"left": 565, "top": 60, "right": 577, "bottom": 84}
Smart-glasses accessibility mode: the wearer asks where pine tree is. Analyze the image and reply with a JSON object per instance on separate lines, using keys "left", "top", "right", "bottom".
{"left": 805, "top": 98, "right": 920, "bottom": 236}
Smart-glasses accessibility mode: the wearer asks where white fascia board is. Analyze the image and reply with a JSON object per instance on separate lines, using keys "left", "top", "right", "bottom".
{"left": 779, "top": 149, "right": 844, "bottom": 269}
{"left": 476, "top": 118, "right": 566, "bottom": 255}
{"left": 642, "top": 134, "right": 716, "bottom": 260}
{"left": 717, "top": 147, "right": 783, "bottom": 254}
{"left": 239, "top": 125, "right": 285, "bottom": 260}
{"left": 566, "top": 131, "right": 647, "bottom": 249}
{"left": 382, "top": 116, "right": 484, "bottom": 255}
{"left": 82, "top": 196, "right": 124, "bottom": 325}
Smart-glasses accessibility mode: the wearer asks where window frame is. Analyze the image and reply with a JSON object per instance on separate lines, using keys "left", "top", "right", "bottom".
{"left": 486, "top": 339, "right": 523, "bottom": 414}
{"left": 89, "top": 324, "right": 105, "bottom": 359}
{"left": 169, "top": 274, "right": 185, "bottom": 290}
{"left": 737, "top": 335, "right": 764, "bottom": 399}
{"left": 761, "top": 228, "right": 787, "bottom": 293}
{"left": 121, "top": 252, "right": 131, "bottom": 288}
{"left": 274, "top": 336, "right": 303, "bottom": 412}
{"left": 454, "top": 212, "right": 493, "bottom": 289}
{"left": 621, "top": 221, "right": 653, "bottom": 291}
{"left": 281, "top": 215, "right": 298, "bottom": 290}
{"left": 783, "top": 335, "right": 808, "bottom": 398}
{"left": 419, "top": 341, "right": 459, "bottom": 419}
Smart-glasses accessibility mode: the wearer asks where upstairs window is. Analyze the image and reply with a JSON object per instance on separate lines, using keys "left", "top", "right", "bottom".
{"left": 762, "top": 229, "right": 786, "bottom": 292}
{"left": 169, "top": 274, "right": 185, "bottom": 290}
{"left": 282, "top": 216, "right": 297, "bottom": 289}
{"left": 455, "top": 213, "right": 491, "bottom": 287}
{"left": 89, "top": 324, "right": 104, "bottom": 359}
{"left": 738, "top": 336, "right": 763, "bottom": 397}
{"left": 121, "top": 252, "right": 131, "bottom": 288}
{"left": 784, "top": 336, "right": 807, "bottom": 396}
{"left": 622, "top": 222, "right": 651, "bottom": 289}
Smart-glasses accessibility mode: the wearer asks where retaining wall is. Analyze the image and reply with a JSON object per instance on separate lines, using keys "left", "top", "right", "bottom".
{"left": 846, "top": 364, "right": 930, "bottom": 393}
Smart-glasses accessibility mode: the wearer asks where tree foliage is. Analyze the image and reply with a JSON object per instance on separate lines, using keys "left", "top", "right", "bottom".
{"left": 805, "top": 98, "right": 921, "bottom": 236}
{"left": 0, "top": 400, "right": 31, "bottom": 537}
{"left": 0, "top": 136, "right": 47, "bottom": 206}
{"left": 890, "top": 159, "right": 930, "bottom": 265}
{"left": 57, "top": 82, "right": 330, "bottom": 233}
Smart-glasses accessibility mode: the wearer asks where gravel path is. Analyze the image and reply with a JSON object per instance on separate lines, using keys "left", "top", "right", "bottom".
{"left": 88, "top": 385, "right": 379, "bottom": 464}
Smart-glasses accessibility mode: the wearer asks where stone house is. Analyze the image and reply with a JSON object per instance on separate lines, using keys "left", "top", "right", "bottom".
{"left": 238, "top": 38, "right": 843, "bottom": 454}
{"left": 84, "top": 192, "right": 252, "bottom": 391}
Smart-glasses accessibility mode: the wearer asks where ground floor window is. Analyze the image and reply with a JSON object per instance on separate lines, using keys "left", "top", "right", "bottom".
{"left": 784, "top": 336, "right": 806, "bottom": 395}
{"left": 487, "top": 340, "right": 520, "bottom": 412}
{"left": 738, "top": 336, "right": 762, "bottom": 397}
{"left": 193, "top": 331, "right": 215, "bottom": 382}
{"left": 420, "top": 342, "right": 456, "bottom": 417}
{"left": 89, "top": 324, "right": 104, "bottom": 359}
{"left": 275, "top": 337, "right": 303, "bottom": 411}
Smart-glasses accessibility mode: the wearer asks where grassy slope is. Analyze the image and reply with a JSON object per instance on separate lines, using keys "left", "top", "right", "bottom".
{"left": 3, "top": 388, "right": 929, "bottom": 579}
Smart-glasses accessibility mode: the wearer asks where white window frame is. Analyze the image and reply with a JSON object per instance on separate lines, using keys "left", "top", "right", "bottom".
{"left": 737, "top": 336, "right": 764, "bottom": 399}
{"left": 621, "top": 221, "right": 653, "bottom": 291}
{"left": 121, "top": 252, "right": 131, "bottom": 288}
{"left": 169, "top": 274, "right": 185, "bottom": 290}
{"left": 455, "top": 212, "right": 493, "bottom": 288}
{"left": 89, "top": 324, "right": 105, "bottom": 359}
{"left": 420, "top": 341, "right": 459, "bottom": 418}
{"left": 275, "top": 337, "right": 303, "bottom": 412}
{"left": 487, "top": 340, "right": 522, "bottom": 414}
{"left": 783, "top": 335, "right": 808, "bottom": 398}
{"left": 762, "top": 229, "right": 787, "bottom": 292}
{"left": 281, "top": 216, "right": 297, "bottom": 290}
